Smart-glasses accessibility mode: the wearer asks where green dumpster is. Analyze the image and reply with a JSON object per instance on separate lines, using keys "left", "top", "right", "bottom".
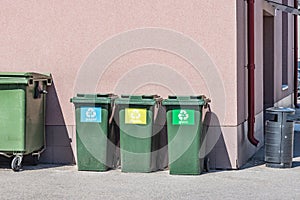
{"left": 0, "top": 72, "right": 52, "bottom": 171}
{"left": 162, "top": 95, "right": 207, "bottom": 175}
{"left": 115, "top": 95, "right": 162, "bottom": 173}
{"left": 71, "top": 94, "right": 117, "bottom": 171}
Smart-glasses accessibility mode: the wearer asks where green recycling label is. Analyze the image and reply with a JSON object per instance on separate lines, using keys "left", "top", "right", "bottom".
{"left": 172, "top": 109, "right": 195, "bottom": 125}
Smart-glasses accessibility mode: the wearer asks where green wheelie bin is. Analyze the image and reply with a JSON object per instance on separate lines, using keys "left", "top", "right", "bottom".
{"left": 0, "top": 72, "right": 52, "bottom": 171}
{"left": 71, "top": 94, "right": 118, "bottom": 171}
{"left": 115, "top": 95, "right": 162, "bottom": 173}
{"left": 162, "top": 95, "right": 208, "bottom": 175}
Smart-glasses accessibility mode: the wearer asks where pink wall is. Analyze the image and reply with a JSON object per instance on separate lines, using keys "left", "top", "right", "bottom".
{"left": 3, "top": 0, "right": 293, "bottom": 167}
{"left": 237, "top": 0, "right": 295, "bottom": 123}
{"left": 237, "top": 0, "right": 248, "bottom": 125}
{"left": 0, "top": 0, "right": 238, "bottom": 127}
{"left": 0, "top": 0, "right": 239, "bottom": 164}
{"left": 235, "top": 0, "right": 295, "bottom": 167}
{"left": 0, "top": 0, "right": 241, "bottom": 165}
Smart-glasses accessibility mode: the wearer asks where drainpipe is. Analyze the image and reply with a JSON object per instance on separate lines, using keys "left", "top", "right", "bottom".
{"left": 247, "top": 0, "right": 259, "bottom": 146}
{"left": 294, "top": 0, "right": 299, "bottom": 108}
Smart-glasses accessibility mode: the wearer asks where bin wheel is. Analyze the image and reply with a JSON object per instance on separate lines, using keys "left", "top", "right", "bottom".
{"left": 32, "top": 155, "right": 39, "bottom": 165}
{"left": 204, "top": 157, "right": 210, "bottom": 172}
{"left": 11, "top": 156, "right": 23, "bottom": 172}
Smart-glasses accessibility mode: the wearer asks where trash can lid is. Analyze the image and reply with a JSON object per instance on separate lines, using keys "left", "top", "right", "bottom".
{"left": 70, "top": 93, "right": 117, "bottom": 104}
{"left": 0, "top": 72, "right": 52, "bottom": 85}
{"left": 115, "top": 95, "right": 160, "bottom": 105}
{"left": 162, "top": 95, "right": 207, "bottom": 106}
{"left": 266, "top": 107, "right": 295, "bottom": 114}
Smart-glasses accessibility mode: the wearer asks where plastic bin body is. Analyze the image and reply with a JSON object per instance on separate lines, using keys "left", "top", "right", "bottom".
{"left": 265, "top": 107, "right": 295, "bottom": 168}
{"left": 71, "top": 94, "right": 117, "bottom": 171}
{"left": 162, "top": 96, "right": 205, "bottom": 175}
{"left": 115, "top": 95, "right": 158, "bottom": 173}
{"left": 0, "top": 72, "right": 52, "bottom": 156}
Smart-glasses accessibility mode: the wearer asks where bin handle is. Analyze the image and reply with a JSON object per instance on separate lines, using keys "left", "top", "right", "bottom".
{"left": 154, "top": 96, "right": 163, "bottom": 108}
{"left": 34, "top": 88, "right": 48, "bottom": 99}
{"left": 40, "top": 90, "right": 48, "bottom": 94}
{"left": 202, "top": 95, "right": 211, "bottom": 109}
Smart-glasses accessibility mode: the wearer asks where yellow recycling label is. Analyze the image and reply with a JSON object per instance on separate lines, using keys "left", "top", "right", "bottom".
{"left": 125, "top": 108, "right": 147, "bottom": 124}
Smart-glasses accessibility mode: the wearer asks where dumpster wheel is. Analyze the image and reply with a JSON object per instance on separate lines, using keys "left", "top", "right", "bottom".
{"left": 31, "top": 154, "right": 40, "bottom": 166}
{"left": 11, "top": 155, "right": 23, "bottom": 172}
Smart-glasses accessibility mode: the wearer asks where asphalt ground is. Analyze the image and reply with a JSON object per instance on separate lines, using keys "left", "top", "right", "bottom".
{"left": 0, "top": 154, "right": 300, "bottom": 200}
{"left": 0, "top": 131, "right": 299, "bottom": 200}
{"left": 0, "top": 113, "right": 300, "bottom": 199}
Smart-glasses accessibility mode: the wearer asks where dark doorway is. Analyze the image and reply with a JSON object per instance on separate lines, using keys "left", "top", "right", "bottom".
{"left": 263, "top": 12, "right": 274, "bottom": 114}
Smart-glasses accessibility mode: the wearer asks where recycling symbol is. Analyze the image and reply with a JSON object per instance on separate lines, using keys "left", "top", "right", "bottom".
{"left": 130, "top": 109, "right": 141, "bottom": 120}
{"left": 86, "top": 108, "right": 97, "bottom": 118}
{"left": 178, "top": 110, "right": 189, "bottom": 121}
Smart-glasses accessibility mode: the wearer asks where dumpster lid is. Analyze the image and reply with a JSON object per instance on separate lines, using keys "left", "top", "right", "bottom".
{"left": 115, "top": 95, "right": 161, "bottom": 105}
{"left": 0, "top": 72, "right": 52, "bottom": 85}
{"left": 70, "top": 93, "right": 117, "bottom": 104}
{"left": 266, "top": 107, "right": 295, "bottom": 114}
{"left": 162, "top": 95, "right": 209, "bottom": 106}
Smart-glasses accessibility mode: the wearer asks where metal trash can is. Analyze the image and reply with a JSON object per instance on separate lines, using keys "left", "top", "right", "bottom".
{"left": 162, "top": 95, "right": 209, "bottom": 175}
{"left": 0, "top": 72, "right": 52, "bottom": 171}
{"left": 265, "top": 107, "right": 295, "bottom": 168}
{"left": 71, "top": 94, "right": 118, "bottom": 171}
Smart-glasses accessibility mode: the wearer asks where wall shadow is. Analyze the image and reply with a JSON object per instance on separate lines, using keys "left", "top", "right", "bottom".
{"left": 240, "top": 146, "right": 265, "bottom": 169}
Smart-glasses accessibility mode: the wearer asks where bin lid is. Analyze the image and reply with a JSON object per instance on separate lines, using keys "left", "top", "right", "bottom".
{"left": 266, "top": 107, "right": 295, "bottom": 114}
{"left": 70, "top": 93, "right": 117, "bottom": 104}
{"left": 0, "top": 72, "right": 52, "bottom": 85}
{"left": 114, "top": 95, "right": 160, "bottom": 106}
{"left": 162, "top": 95, "right": 207, "bottom": 106}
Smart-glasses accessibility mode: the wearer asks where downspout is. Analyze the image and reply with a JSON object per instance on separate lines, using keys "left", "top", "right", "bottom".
{"left": 247, "top": 0, "right": 259, "bottom": 146}
{"left": 294, "top": 0, "right": 299, "bottom": 108}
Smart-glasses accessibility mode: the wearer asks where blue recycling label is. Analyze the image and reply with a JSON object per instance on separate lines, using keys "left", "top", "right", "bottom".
{"left": 80, "top": 107, "right": 101, "bottom": 123}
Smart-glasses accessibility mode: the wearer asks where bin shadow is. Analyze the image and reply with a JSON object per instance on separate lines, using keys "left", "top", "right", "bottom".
{"left": 202, "top": 110, "right": 232, "bottom": 172}
{"left": 292, "top": 131, "right": 300, "bottom": 168}
{"left": 40, "top": 81, "right": 75, "bottom": 165}
{"left": 294, "top": 131, "right": 300, "bottom": 157}
{"left": 0, "top": 157, "right": 10, "bottom": 169}
{"left": 0, "top": 156, "right": 69, "bottom": 171}
{"left": 292, "top": 161, "right": 300, "bottom": 167}
{"left": 151, "top": 105, "right": 168, "bottom": 171}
